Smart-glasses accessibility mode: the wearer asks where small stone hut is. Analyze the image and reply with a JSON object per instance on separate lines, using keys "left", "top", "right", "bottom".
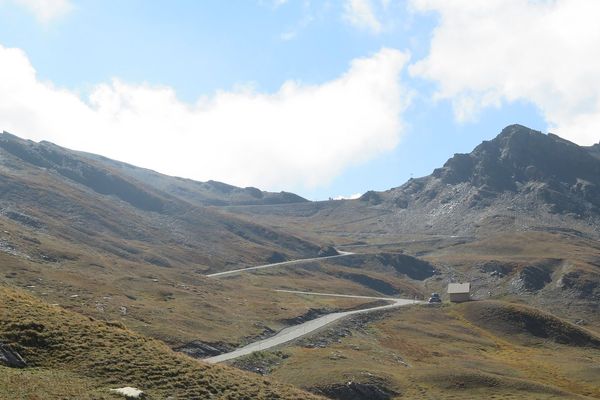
{"left": 447, "top": 282, "right": 471, "bottom": 302}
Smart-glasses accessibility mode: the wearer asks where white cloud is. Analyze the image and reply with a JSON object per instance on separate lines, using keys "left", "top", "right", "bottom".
{"left": 0, "top": 44, "right": 411, "bottom": 191}
{"left": 410, "top": 0, "right": 600, "bottom": 145}
{"left": 343, "top": 0, "right": 383, "bottom": 33}
{"left": 12, "top": 0, "right": 72, "bottom": 23}
{"left": 332, "top": 193, "right": 362, "bottom": 200}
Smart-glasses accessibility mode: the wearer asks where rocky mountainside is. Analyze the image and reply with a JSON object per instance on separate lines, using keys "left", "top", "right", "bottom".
{"left": 397, "top": 124, "right": 600, "bottom": 212}
{"left": 355, "top": 126, "right": 600, "bottom": 310}
{"left": 224, "top": 125, "right": 600, "bottom": 321}
{"left": 588, "top": 141, "right": 600, "bottom": 156}
{"left": 0, "top": 131, "right": 321, "bottom": 270}
{"left": 0, "top": 131, "right": 348, "bottom": 359}
{"left": 1, "top": 125, "right": 599, "bottom": 400}
{"left": 80, "top": 150, "right": 308, "bottom": 207}
{"left": 229, "top": 125, "right": 600, "bottom": 240}
{"left": 360, "top": 125, "right": 600, "bottom": 236}
{"left": 1, "top": 131, "right": 307, "bottom": 208}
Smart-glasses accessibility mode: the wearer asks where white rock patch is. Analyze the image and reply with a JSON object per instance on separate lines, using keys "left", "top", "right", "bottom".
{"left": 109, "top": 387, "right": 144, "bottom": 399}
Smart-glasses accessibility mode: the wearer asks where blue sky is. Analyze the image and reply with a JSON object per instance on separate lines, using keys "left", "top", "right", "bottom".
{"left": 0, "top": 1, "right": 597, "bottom": 200}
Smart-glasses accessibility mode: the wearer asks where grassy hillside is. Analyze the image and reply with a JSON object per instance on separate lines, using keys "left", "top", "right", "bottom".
{"left": 0, "top": 242, "right": 374, "bottom": 349}
{"left": 460, "top": 301, "right": 600, "bottom": 347}
{"left": 420, "top": 231, "right": 600, "bottom": 331}
{"left": 2, "top": 127, "right": 600, "bottom": 399}
{"left": 237, "top": 300, "right": 600, "bottom": 400}
{"left": 0, "top": 285, "right": 323, "bottom": 400}
{"left": 0, "top": 132, "right": 323, "bottom": 272}
{"left": 215, "top": 210, "right": 600, "bottom": 334}
{"left": 80, "top": 150, "right": 308, "bottom": 207}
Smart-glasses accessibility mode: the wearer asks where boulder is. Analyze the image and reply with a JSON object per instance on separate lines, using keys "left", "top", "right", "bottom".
{"left": 0, "top": 343, "right": 27, "bottom": 368}
{"left": 109, "top": 387, "right": 144, "bottom": 399}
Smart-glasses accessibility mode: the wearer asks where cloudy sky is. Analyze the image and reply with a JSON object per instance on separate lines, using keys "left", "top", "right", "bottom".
{"left": 0, "top": 0, "right": 598, "bottom": 199}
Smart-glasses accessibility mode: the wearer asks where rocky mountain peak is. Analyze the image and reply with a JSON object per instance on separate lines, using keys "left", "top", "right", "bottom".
{"left": 432, "top": 125, "right": 600, "bottom": 193}
{"left": 385, "top": 125, "right": 600, "bottom": 230}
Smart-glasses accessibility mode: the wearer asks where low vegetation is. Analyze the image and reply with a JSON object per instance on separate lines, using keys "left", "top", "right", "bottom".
{"left": 241, "top": 301, "right": 600, "bottom": 399}
{"left": 2, "top": 127, "right": 600, "bottom": 399}
{"left": 0, "top": 285, "right": 322, "bottom": 399}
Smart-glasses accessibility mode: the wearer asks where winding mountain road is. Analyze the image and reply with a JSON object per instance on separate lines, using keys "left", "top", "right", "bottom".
{"left": 205, "top": 250, "right": 354, "bottom": 278}
{"left": 204, "top": 290, "right": 418, "bottom": 363}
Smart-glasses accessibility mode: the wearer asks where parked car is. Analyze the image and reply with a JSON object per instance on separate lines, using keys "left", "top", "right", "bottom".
{"left": 428, "top": 293, "right": 441, "bottom": 303}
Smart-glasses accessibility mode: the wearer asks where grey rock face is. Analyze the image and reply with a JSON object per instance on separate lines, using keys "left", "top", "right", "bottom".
{"left": 0, "top": 343, "right": 27, "bottom": 368}
{"left": 376, "top": 125, "right": 600, "bottom": 237}
{"left": 434, "top": 125, "right": 600, "bottom": 195}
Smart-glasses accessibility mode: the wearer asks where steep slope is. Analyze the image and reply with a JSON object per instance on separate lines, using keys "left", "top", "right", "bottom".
{"left": 228, "top": 125, "right": 600, "bottom": 239}
{"left": 256, "top": 301, "right": 600, "bottom": 399}
{"left": 80, "top": 150, "right": 308, "bottom": 207}
{"left": 2, "top": 125, "right": 599, "bottom": 399}
{"left": 587, "top": 142, "right": 600, "bottom": 160}
{"left": 460, "top": 300, "right": 600, "bottom": 347}
{"left": 0, "top": 131, "right": 354, "bottom": 356}
{"left": 0, "top": 285, "right": 322, "bottom": 399}
{"left": 0, "top": 131, "right": 321, "bottom": 270}
{"left": 223, "top": 125, "right": 600, "bottom": 329}
{"left": 377, "top": 124, "right": 600, "bottom": 236}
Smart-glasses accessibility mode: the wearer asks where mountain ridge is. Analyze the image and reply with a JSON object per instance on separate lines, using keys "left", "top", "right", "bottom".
{"left": 0, "top": 131, "right": 323, "bottom": 270}
{"left": 368, "top": 124, "right": 600, "bottom": 235}
{"left": 1, "top": 131, "right": 308, "bottom": 208}
{"left": 2, "top": 124, "right": 600, "bottom": 399}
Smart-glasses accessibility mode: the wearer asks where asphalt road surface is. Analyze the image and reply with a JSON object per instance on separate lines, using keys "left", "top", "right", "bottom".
{"left": 204, "top": 290, "right": 418, "bottom": 363}
{"left": 205, "top": 250, "right": 354, "bottom": 278}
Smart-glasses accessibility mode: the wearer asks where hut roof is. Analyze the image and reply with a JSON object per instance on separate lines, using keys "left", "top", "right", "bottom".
{"left": 448, "top": 282, "right": 470, "bottom": 294}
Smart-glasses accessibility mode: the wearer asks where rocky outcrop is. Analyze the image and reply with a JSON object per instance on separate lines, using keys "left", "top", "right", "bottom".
{"left": 376, "top": 253, "right": 438, "bottom": 280}
{"left": 0, "top": 343, "right": 27, "bottom": 368}
{"left": 557, "top": 270, "right": 600, "bottom": 300}
{"left": 231, "top": 350, "right": 289, "bottom": 376}
{"left": 280, "top": 308, "right": 331, "bottom": 325}
{"left": 174, "top": 341, "right": 233, "bottom": 358}
{"left": 2, "top": 210, "right": 44, "bottom": 229}
{"left": 402, "top": 125, "right": 600, "bottom": 215}
{"left": 433, "top": 126, "right": 600, "bottom": 193}
{"left": 318, "top": 245, "right": 339, "bottom": 257}
{"left": 336, "top": 272, "right": 399, "bottom": 296}
{"left": 510, "top": 259, "right": 562, "bottom": 292}
{"left": 478, "top": 260, "right": 515, "bottom": 276}
{"left": 586, "top": 142, "right": 600, "bottom": 160}
{"left": 512, "top": 266, "right": 553, "bottom": 292}
{"left": 329, "top": 253, "right": 437, "bottom": 281}
{"left": 359, "top": 191, "right": 383, "bottom": 205}
{"left": 109, "top": 387, "right": 144, "bottom": 399}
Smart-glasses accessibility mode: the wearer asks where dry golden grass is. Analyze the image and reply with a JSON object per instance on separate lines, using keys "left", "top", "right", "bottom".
{"left": 250, "top": 301, "right": 600, "bottom": 400}
{"left": 420, "top": 231, "right": 600, "bottom": 332}
{"left": 0, "top": 216, "right": 378, "bottom": 347}
{"left": 0, "top": 285, "right": 323, "bottom": 400}
{"left": 0, "top": 367, "right": 112, "bottom": 400}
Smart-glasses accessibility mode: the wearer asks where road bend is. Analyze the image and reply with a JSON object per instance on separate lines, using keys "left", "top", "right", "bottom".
{"left": 205, "top": 250, "right": 354, "bottom": 278}
{"left": 204, "top": 290, "right": 419, "bottom": 363}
